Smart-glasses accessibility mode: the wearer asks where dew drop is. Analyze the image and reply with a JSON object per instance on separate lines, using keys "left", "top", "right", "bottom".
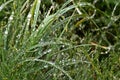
{"left": 72, "top": 59, "right": 76, "bottom": 62}
{"left": 27, "top": 14, "right": 32, "bottom": 19}
{"left": 44, "top": 65, "right": 48, "bottom": 68}
{"left": 9, "top": 16, "right": 13, "bottom": 20}
{"left": 4, "top": 30, "right": 8, "bottom": 35}
{"left": 0, "top": 6, "right": 3, "bottom": 11}
{"left": 47, "top": 49, "right": 52, "bottom": 53}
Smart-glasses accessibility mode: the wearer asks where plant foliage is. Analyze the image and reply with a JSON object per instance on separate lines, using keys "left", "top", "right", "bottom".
{"left": 0, "top": 0, "right": 120, "bottom": 80}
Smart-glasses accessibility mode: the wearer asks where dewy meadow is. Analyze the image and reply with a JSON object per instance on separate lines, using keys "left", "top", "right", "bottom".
{"left": 0, "top": 0, "right": 120, "bottom": 80}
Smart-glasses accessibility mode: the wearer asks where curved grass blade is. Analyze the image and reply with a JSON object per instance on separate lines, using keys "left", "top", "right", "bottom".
{"left": 24, "top": 58, "right": 73, "bottom": 80}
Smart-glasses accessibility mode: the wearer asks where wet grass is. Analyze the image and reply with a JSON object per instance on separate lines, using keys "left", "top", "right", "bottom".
{"left": 0, "top": 0, "right": 120, "bottom": 80}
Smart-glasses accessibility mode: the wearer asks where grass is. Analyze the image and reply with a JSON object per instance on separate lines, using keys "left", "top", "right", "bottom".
{"left": 0, "top": 0, "right": 120, "bottom": 80}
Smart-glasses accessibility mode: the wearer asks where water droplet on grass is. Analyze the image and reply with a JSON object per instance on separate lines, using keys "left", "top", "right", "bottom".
{"left": 44, "top": 65, "right": 48, "bottom": 68}
{"left": 0, "top": 6, "right": 3, "bottom": 11}
{"left": 72, "top": 59, "right": 76, "bottom": 62}
{"left": 27, "top": 14, "right": 32, "bottom": 19}
{"left": 4, "top": 30, "right": 8, "bottom": 35}
{"left": 9, "top": 16, "right": 13, "bottom": 20}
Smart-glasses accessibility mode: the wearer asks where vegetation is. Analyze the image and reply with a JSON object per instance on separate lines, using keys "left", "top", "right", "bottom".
{"left": 0, "top": 0, "right": 120, "bottom": 80}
